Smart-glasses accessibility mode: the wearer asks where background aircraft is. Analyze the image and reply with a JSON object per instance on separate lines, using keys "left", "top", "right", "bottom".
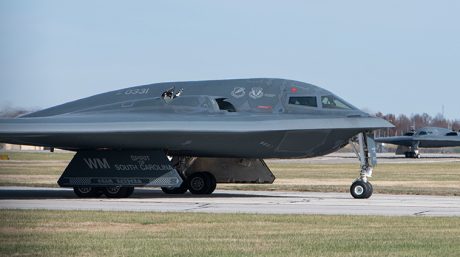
{"left": 0, "top": 78, "right": 392, "bottom": 199}
{"left": 376, "top": 127, "right": 460, "bottom": 158}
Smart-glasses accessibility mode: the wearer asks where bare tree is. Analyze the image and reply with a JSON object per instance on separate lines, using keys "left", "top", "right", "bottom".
{"left": 0, "top": 107, "right": 31, "bottom": 118}
{"left": 397, "top": 114, "right": 412, "bottom": 134}
{"left": 431, "top": 113, "right": 449, "bottom": 128}
{"left": 376, "top": 111, "right": 459, "bottom": 136}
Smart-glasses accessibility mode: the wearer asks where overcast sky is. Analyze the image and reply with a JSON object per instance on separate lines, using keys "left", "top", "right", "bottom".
{"left": 1, "top": 0, "right": 459, "bottom": 118}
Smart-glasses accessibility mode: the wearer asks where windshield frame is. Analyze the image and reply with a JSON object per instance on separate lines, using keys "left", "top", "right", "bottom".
{"left": 320, "top": 95, "right": 355, "bottom": 110}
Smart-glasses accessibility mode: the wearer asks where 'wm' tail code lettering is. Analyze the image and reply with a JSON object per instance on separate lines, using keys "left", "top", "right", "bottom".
{"left": 83, "top": 158, "right": 111, "bottom": 169}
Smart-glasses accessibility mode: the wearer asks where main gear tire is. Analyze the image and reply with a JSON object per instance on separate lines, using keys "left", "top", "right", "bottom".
{"left": 188, "top": 172, "right": 217, "bottom": 195}
{"left": 161, "top": 183, "right": 188, "bottom": 194}
{"left": 73, "top": 187, "right": 103, "bottom": 198}
{"left": 102, "top": 186, "right": 134, "bottom": 198}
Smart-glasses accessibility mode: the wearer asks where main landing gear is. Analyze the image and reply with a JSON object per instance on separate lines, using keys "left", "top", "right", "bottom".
{"left": 405, "top": 151, "right": 420, "bottom": 159}
{"left": 160, "top": 157, "right": 217, "bottom": 195}
{"left": 405, "top": 142, "right": 421, "bottom": 158}
{"left": 72, "top": 173, "right": 217, "bottom": 198}
{"left": 73, "top": 186, "right": 134, "bottom": 198}
{"left": 161, "top": 172, "right": 217, "bottom": 195}
{"left": 350, "top": 132, "right": 376, "bottom": 199}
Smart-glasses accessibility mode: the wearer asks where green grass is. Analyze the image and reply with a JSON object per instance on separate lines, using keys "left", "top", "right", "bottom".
{"left": 2, "top": 151, "right": 74, "bottom": 161}
{"left": 0, "top": 210, "right": 459, "bottom": 257}
{"left": 1, "top": 152, "right": 459, "bottom": 195}
{"left": 268, "top": 162, "right": 460, "bottom": 181}
{"left": 0, "top": 152, "right": 71, "bottom": 187}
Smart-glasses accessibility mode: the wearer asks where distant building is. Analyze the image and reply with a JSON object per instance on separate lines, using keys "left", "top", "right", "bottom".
{"left": 1, "top": 144, "right": 44, "bottom": 151}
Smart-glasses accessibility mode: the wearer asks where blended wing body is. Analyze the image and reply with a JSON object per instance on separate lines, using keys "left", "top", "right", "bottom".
{"left": 376, "top": 127, "right": 460, "bottom": 148}
{"left": 0, "top": 78, "right": 393, "bottom": 199}
{"left": 376, "top": 127, "right": 460, "bottom": 158}
{"left": 382, "top": 135, "right": 460, "bottom": 148}
{"left": 0, "top": 112, "right": 388, "bottom": 158}
{"left": 0, "top": 78, "right": 392, "bottom": 158}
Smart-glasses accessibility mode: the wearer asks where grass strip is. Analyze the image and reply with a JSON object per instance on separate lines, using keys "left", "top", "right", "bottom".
{"left": 0, "top": 209, "right": 459, "bottom": 257}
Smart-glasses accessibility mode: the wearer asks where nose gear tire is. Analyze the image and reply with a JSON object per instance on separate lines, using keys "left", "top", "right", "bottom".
{"left": 350, "top": 181, "right": 373, "bottom": 199}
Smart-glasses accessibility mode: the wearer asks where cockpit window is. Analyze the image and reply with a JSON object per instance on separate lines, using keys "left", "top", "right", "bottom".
{"left": 288, "top": 97, "right": 317, "bottom": 107}
{"left": 418, "top": 131, "right": 427, "bottom": 135}
{"left": 321, "top": 95, "right": 353, "bottom": 109}
{"left": 216, "top": 98, "right": 236, "bottom": 112}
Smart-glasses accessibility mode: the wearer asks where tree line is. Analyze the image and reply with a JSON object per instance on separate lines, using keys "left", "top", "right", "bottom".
{"left": 0, "top": 107, "right": 31, "bottom": 118}
{"left": 375, "top": 112, "right": 460, "bottom": 137}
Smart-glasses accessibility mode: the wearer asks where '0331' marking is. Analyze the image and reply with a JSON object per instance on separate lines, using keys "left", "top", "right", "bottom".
{"left": 117, "top": 88, "right": 150, "bottom": 95}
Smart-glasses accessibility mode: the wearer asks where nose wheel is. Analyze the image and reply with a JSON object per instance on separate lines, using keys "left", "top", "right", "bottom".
{"left": 350, "top": 180, "right": 373, "bottom": 199}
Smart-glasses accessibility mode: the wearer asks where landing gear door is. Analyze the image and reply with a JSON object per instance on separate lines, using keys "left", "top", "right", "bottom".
{"left": 58, "top": 150, "right": 183, "bottom": 188}
{"left": 366, "top": 134, "right": 378, "bottom": 167}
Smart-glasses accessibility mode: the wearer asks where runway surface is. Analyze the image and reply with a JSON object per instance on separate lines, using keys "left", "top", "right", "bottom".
{"left": 1, "top": 186, "right": 459, "bottom": 216}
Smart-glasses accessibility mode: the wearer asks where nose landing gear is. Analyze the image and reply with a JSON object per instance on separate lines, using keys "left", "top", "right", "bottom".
{"left": 350, "top": 132, "right": 377, "bottom": 199}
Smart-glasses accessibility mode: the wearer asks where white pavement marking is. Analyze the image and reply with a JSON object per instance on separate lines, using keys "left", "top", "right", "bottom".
{"left": 0, "top": 187, "right": 459, "bottom": 216}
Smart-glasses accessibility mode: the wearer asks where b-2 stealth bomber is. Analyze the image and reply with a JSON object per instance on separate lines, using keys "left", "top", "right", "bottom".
{"left": 0, "top": 78, "right": 392, "bottom": 198}
{"left": 376, "top": 127, "right": 460, "bottom": 158}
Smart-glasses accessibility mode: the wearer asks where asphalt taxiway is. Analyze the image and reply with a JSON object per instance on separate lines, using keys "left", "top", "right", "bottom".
{"left": 1, "top": 186, "right": 459, "bottom": 216}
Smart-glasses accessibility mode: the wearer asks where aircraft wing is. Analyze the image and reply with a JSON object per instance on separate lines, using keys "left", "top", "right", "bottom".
{"left": 415, "top": 136, "right": 460, "bottom": 147}
{"left": 375, "top": 136, "right": 415, "bottom": 146}
{"left": 375, "top": 135, "right": 460, "bottom": 147}
{"left": 0, "top": 113, "right": 391, "bottom": 134}
{"left": 0, "top": 112, "right": 392, "bottom": 152}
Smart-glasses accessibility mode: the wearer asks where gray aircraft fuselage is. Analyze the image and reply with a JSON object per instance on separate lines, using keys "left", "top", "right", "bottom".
{"left": 0, "top": 78, "right": 392, "bottom": 158}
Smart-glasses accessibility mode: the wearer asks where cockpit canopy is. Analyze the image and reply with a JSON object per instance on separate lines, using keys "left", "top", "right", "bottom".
{"left": 288, "top": 96, "right": 317, "bottom": 107}
{"left": 320, "top": 95, "right": 354, "bottom": 109}
{"left": 287, "top": 95, "right": 355, "bottom": 110}
{"left": 23, "top": 78, "right": 365, "bottom": 118}
{"left": 414, "top": 127, "right": 453, "bottom": 136}
{"left": 418, "top": 131, "right": 429, "bottom": 136}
